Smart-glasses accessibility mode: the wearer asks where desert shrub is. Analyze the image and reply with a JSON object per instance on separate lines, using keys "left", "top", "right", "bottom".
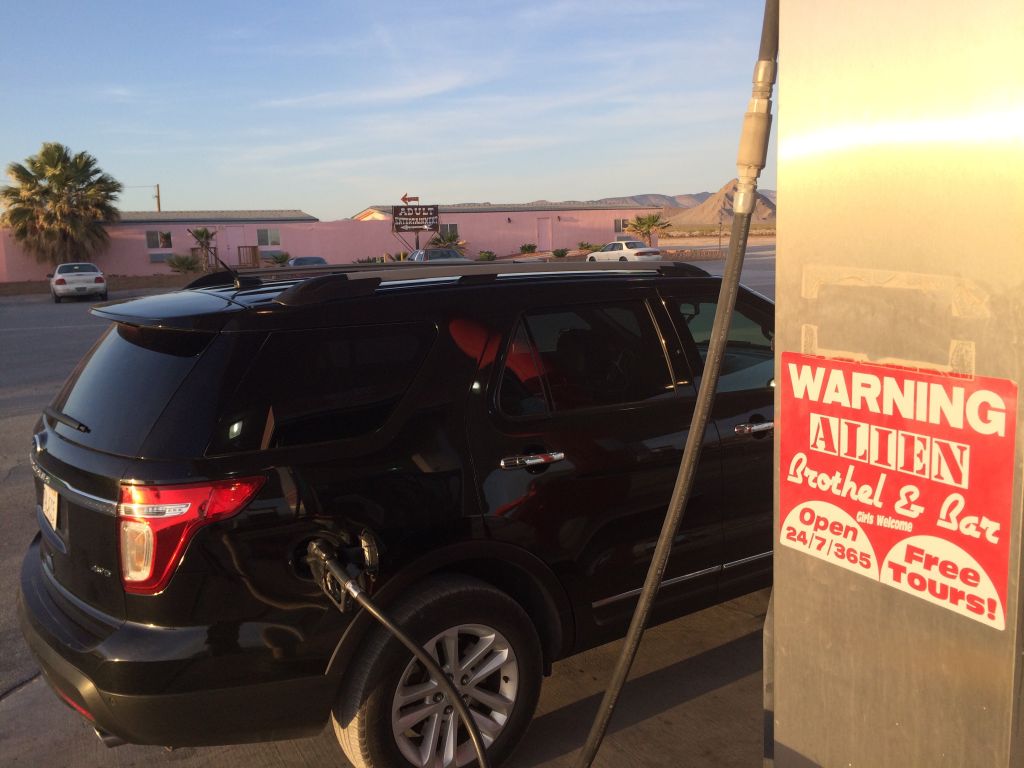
{"left": 477, "top": 250, "right": 496, "bottom": 261}
{"left": 519, "top": 243, "right": 537, "bottom": 254}
{"left": 577, "top": 241, "right": 599, "bottom": 252}
{"left": 268, "top": 252, "right": 290, "bottom": 266}
{"left": 552, "top": 248, "right": 569, "bottom": 258}
{"left": 165, "top": 254, "right": 202, "bottom": 273}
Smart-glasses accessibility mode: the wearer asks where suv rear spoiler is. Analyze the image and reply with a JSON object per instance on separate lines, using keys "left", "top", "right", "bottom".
{"left": 91, "top": 290, "right": 243, "bottom": 331}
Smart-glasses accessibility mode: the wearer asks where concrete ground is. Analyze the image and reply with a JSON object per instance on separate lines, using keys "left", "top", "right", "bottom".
{"left": 0, "top": 591, "right": 769, "bottom": 768}
{"left": 0, "top": 251, "right": 774, "bottom": 767}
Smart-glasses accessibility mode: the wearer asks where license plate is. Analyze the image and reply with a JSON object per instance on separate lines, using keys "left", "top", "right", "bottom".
{"left": 43, "top": 485, "right": 59, "bottom": 530}
{"left": 75, "top": 286, "right": 86, "bottom": 292}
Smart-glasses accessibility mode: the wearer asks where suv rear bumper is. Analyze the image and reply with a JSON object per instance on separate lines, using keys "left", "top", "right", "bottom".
{"left": 18, "top": 536, "right": 335, "bottom": 747}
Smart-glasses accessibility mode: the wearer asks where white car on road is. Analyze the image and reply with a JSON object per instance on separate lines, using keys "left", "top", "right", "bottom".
{"left": 587, "top": 240, "right": 661, "bottom": 262}
{"left": 49, "top": 262, "right": 107, "bottom": 303}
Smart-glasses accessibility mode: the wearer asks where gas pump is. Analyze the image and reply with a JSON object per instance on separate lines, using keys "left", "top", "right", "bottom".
{"left": 768, "top": 1, "right": 1024, "bottom": 765}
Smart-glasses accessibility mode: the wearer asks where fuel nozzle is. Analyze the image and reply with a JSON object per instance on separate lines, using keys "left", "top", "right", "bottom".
{"left": 307, "top": 538, "right": 364, "bottom": 611}
{"left": 734, "top": 0, "right": 778, "bottom": 217}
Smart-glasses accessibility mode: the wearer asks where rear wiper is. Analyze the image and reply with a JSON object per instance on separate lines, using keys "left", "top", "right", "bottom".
{"left": 44, "top": 406, "right": 91, "bottom": 434}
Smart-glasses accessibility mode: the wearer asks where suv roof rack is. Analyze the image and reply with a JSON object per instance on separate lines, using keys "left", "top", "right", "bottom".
{"left": 190, "top": 260, "right": 712, "bottom": 305}
{"left": 271, "top": 260, "right": 712, "bottom": 306}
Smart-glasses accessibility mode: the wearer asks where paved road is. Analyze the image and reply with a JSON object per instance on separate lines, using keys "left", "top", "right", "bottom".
{"left": 0, "top": 258, "right": 776, "bottom": 767}
{"left": 700, "top": 243, "right": 777, "bottom": 300}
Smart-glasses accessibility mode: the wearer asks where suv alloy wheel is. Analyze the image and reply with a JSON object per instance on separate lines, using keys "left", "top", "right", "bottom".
{"left": 333, "top": 576, "right": 542, "bottom": 768}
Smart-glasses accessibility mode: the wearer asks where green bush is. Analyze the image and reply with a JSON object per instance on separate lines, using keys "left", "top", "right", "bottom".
{"left": 165, "top": 254, "right": 202, "bottom": 273}
{"left": 265, "top": 252, "right": 290, "bottom": 266}
{"left": 519, "top": 243, "right": 537, "bottom": 254}
{"left": 477, "top": 250, "right": 496, "bottom": 261}
{"left": 552, "top": 248, "right": 569, "bottom": 258}
{"left": 577, "top": 241, "right": 599, "bottom": 252}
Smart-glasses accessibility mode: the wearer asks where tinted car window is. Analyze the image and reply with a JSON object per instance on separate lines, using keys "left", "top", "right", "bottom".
{"left": 211, "top": 323, "right": 436, "bottom": 452}
{"left": 51, "top": 324, "right": 214, "bottom": 455}
{"left": 56, "top": 263, "right": 99, "bottom": 274}
{"left": 519, "top": 301, "right": 673, "bottom": 412}
{"left": 668, "top": 295, "right": 773, "bottom": 393}
{"left": 498, "top": 322, "right": 549, "bottom": 417}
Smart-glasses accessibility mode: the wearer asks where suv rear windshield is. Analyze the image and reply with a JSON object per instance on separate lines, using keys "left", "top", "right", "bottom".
{"left": 51, "top": 324, "right": 215, "bottom": 456}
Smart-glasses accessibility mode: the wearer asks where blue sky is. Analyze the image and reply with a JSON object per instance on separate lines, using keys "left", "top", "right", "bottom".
{"left": 0, "top": 0, "right": 776, "bottom": 220}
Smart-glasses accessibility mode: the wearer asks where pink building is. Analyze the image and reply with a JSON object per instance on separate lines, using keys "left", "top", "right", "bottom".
{"left": 0, "top": 203, "right": 660, "bottom": 282}
{"left": 352, "top": 203, "right": 661, "bottom": 258}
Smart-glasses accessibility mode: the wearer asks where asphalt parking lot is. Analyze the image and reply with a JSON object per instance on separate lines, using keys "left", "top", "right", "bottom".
{"left": 0, "top": 252, "right": 775, "bottom": 767}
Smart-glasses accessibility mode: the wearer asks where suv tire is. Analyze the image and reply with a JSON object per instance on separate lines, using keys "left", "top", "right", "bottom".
{"left": 333, "top": 575, "right": 542, "bottom": 768}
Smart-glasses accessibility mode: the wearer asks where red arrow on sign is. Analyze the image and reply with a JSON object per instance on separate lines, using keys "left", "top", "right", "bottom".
{"left": 401, "top": 193, "right": 419, "bottom": 205}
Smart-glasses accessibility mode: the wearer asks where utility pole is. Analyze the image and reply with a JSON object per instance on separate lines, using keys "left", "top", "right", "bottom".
{"left": 155, "top": 184, "right": 161, "bottom": 212}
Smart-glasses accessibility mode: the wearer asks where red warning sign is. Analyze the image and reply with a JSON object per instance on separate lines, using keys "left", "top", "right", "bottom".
{"left": 779, "top": 353, "right": 1017, "bottom": 630}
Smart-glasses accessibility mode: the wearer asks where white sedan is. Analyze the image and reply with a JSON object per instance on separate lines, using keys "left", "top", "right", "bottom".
{"left": 586, "top": 240, "right": 661, "bottom": 262}
{"left": 49, "top": 262, "right": 108, "bottom": 303}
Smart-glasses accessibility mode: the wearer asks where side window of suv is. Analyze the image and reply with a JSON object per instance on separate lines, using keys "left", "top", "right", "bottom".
{"left": 499, "top": 322, "right": 549, "bottom": 416}
{"left": 211, "top": 324, "right": 435, "bottom": 452}
{"left": 667, "top": 295, "right": 773, "bottom": 393}
{"left": 499, "top": 301, "right": 674, "bottom": 415}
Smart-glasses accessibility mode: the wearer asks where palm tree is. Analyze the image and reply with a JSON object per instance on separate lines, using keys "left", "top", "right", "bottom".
{"left": 625, "top": 213, "right": 671, "bottom": 246}
{"left": 429, "top": 228, "right": 468, "bottom": 255}
{"left": 187, "top": 227, "right": 218, "bottom": 270}
{"left": 0, "top": 142, "right": 122, "bottom": 266}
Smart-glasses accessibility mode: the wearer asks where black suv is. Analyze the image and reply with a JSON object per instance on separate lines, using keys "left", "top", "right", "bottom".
{"left": 19, "top": 261, "right": 774, "bottom": 768}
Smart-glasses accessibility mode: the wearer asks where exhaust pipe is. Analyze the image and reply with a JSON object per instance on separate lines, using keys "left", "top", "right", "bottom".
{"left": 93, "top": 726, "right": 125, "bottom": 748}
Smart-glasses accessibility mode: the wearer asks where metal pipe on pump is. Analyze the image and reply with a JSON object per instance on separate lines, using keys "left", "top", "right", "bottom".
{"left": 572, "top": 2, "right": 779, "bottom": 765}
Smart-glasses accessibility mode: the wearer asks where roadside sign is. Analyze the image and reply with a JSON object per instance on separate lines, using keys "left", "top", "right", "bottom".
{"left": 779, "top": 353, "right": 1017, "bottom": 630}
{"left": 392, "top": 205, "right": 438, "bottom": 232}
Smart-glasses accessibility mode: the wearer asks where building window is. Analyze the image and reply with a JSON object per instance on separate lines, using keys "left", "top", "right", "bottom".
{"left": 439, "top": 223, "right": 458, "bottom": 238}
{"left": 257, "top": 228, "right": 281, "bottom": 247}
{"left": 146, "top": 231, "right": 172, "bottom": 248}
{"left": 613, "top": 218, "right": 631, "bottom": 233}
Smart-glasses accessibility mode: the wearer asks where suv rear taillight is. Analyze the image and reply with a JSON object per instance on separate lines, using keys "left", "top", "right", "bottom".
{"left": 117, "top": 477, "right": 264, "bottom": 595}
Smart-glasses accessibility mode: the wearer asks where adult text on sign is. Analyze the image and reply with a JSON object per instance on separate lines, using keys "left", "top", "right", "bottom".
{"left": 392, "top": 205, "right": 439, "bottom": 232}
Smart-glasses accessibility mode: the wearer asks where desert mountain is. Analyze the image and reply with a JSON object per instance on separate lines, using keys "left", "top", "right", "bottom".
{"left": 663, "top": 179, "right": 776, "bottom": 228}
{"left": 589, "top": 192, "right": 713, "bottom": 209}
{"left": 445, "top": 184, "right": 774, "bottom": 218}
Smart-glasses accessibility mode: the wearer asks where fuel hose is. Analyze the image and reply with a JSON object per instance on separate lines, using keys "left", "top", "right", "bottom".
{"left": 572, "top": 2, "right": 778, "bottom": 766}
{"left": 307, "top": 540, "right": 491, "bottom": 768}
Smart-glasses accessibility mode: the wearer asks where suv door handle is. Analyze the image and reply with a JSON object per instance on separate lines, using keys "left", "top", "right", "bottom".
{"left": 500, "top": 451, "right": 565, "bottom": 470}
{"left": 734, "top": 421, "right": 774, "bottom": 435}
